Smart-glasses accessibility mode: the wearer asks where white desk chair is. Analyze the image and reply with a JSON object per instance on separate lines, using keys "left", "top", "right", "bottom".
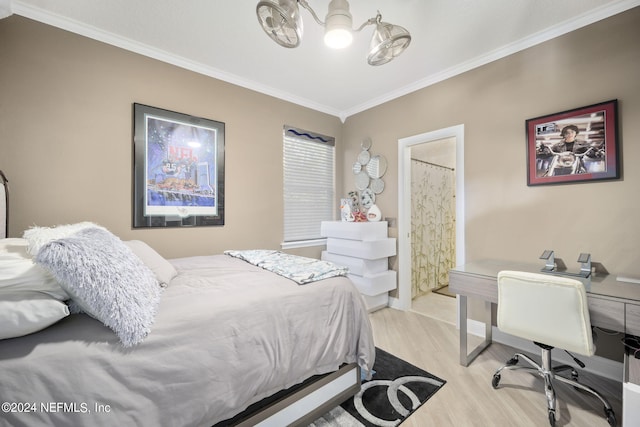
{"left": 492, "top": 270, "right": 616, "bottom": 427}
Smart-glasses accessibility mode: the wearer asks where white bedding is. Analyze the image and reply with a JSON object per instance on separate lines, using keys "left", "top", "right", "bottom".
{"left": 0, "top": 254, "right": 375, "bottom": 427}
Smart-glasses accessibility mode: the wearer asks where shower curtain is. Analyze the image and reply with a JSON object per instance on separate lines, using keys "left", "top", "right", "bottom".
{"left": 411, "top": 160, "right": 456, "bottom": 298}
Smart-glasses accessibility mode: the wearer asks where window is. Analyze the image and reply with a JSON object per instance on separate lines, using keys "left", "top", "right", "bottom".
{"left": 282, "top": 126, "right": 335, "bottom": 248}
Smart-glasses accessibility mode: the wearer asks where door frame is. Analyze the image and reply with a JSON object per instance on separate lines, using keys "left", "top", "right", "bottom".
{"left": 390, "top": 124, "right": 465, "bottom": 311}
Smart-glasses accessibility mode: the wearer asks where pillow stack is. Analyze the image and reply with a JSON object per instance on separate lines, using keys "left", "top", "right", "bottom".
{"left": 1, "top": 222, "right": 172, "bottom": 347}
{"left": 0, "top": 239, "right": 70, "bottom": 339}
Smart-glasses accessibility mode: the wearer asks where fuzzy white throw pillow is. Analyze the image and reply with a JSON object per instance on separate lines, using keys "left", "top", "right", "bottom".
{"left": 35, "top": 227, "right": 162, "bottom": 347}
{"left": 23, "top": 221, "right": 106, "bottom": 256}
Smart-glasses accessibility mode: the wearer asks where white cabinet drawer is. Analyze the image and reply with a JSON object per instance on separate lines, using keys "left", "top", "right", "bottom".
{"left": 326, "top": 237, "right": 396, "bottom": 260}
{"left": 348, "top": 271, "right": 397, "bottom": 296}
{"left": 321, "top": 251, "right": 388, "bottom": 276}
{"left": 320, "top": 221, "right": 388, "bottom": 240}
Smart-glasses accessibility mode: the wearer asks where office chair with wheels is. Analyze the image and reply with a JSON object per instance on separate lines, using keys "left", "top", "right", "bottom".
{"left": 491, "top": 270, "right": 616, "bottom": 427}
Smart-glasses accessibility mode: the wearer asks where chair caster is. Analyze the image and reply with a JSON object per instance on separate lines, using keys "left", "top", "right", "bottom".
{"left": 548, "top": 409, "right": 556, "bottom": 426}
{"left": 506, "top": 355, "right": 519, "bottom": 366}
{"left": 605, "top": 408, "right": 616, "bottom": 427}
{"left": 491, "top": 373, "right": 500, "bottom": 389}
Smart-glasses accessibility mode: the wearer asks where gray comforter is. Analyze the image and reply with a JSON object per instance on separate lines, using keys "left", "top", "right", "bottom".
{"left": 0, "top": 255, "right": 375, "bottom": 427}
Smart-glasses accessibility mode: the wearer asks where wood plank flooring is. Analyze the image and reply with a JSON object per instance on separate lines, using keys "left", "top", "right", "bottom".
{"left": 368, "top": 305, "right": 623, "bottom": 427}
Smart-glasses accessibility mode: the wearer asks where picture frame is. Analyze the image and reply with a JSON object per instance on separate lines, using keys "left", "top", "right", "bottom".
{"left": 133, "top": 103, "right": 225, "bottom": 228}
{"left": 526, "top": 99, "right": 619, "bottom": 186}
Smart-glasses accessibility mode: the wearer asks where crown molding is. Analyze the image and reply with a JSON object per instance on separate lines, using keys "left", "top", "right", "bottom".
{"left": 11, "top": 1, "right": 343, "bottom": 120}
{"left": 341, "top": 0, "right": 640, "bottom": 120}
{"left": 12, "top": 0, "right": 640, "bottom": 122}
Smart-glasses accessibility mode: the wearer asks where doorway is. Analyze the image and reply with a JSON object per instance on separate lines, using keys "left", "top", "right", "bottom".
{"left": 410, "top": 139, "right": 456, "bottom": 298}
{"left": 390, "top": 125, "right": 465, "bottom": 312}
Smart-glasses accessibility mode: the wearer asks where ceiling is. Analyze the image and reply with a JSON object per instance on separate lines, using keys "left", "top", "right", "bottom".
{"left": 6, "top": 0, "right": 639, "bottom": 121}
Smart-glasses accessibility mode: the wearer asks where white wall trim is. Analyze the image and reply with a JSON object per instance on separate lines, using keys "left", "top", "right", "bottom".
{"left": 389, "top": 304, "right": 622, "bottom": 381}
{"left": 469, "top": 321, "right": 622, "bottom": 382}
{"left": 281, "top": 238, "right": 327, "bottom": 250}
{"left": 493, "top": 327, "right": 623, "bottom": 382}
{"left": 10, "top": 1, "right": 341, "bottom": 119}
{"left": 12, "top": 0, "right": 640, "bottom": 121}
{"left": 396, "top": 125, "right": 465, "bottom": 311}
{"left": 0, "top": 0, "right": 12, "bottom": 19}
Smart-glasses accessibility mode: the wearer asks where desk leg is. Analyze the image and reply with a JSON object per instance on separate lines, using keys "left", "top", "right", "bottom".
{"left": 459, "top": 295, "right": 492, "bottom": 366}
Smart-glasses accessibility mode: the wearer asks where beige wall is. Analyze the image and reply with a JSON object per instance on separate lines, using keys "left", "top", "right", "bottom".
{"left": 1, "top": 8, "right": 639, "bottom": 275}
{"left": 0, "top": 16, "right": 343, "bottom": 259}
{"left": 342, "top": 7, "right": 640, "bottom": 278}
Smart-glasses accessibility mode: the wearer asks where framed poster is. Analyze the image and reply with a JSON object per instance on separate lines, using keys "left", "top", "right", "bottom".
{"left": 526, "top": 100, "right": 619, "bottom": 186}
{"left": 133, "top": 103, "right": 225, "bottom": 228}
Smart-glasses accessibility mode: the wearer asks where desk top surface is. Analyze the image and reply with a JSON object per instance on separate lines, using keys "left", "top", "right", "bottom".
{"left": 451, "top": 260, "right": 640, "bottom": 304}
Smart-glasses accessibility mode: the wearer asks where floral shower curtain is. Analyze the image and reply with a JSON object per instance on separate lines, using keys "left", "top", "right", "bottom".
{"left": 411, "top": 159, "right": 456, "bottom": 298}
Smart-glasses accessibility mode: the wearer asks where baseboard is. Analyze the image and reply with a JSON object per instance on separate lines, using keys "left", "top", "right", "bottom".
{"left": 465, "top": 320, "right": 622, "bottom": 382}
{"left": 492, "top": 328, "right": 623, "bottom": 382}
{"left": 466, "top": 318, "right": 487, "bottom": 338}
{"left": 387, "top": 295, "right": 403, "bottom": 310}
{"left": 387, "top": 301, "right": 622, "bottom": 382}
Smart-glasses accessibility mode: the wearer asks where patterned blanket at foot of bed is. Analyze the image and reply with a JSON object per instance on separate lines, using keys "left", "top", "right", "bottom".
{"left": 224, "top": 250, "right": 348, "bottom": 284}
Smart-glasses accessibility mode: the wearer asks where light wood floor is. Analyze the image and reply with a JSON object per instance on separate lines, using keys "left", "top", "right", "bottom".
{"left": 369, "top": 299, "right": 623, "bottom": 427}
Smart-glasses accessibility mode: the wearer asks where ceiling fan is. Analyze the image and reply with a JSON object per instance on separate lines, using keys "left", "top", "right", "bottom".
{"left": 256, "top": 0, "right": 411, "bottom": 66}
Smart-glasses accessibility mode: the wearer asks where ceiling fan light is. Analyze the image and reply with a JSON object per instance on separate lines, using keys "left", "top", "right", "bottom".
{"left": 324, "top": 25, "right": 353, "bottom": 49}
{"left": 367, "top": 21, "right": 411, "bottom": 66}
{"left": 255, "top": 0, "right": 411, "bottom": 66}
{"left": 256, "top": 0, "right": 303, "bottom": 48}
{"left": 324, "top": 0, "right": 353, "bottom": 49}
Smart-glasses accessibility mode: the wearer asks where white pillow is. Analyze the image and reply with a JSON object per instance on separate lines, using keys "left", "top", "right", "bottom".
{"left": 124, "top": 240, "right": 177, "bottom": 286}
{"left": 0, "top": 238, "right": 69, "bottom": 300}
{"left": 0, "top": 292, "right": 70, "bottom": 340}
{"left": 35, "top": 227, "right": 163, "bottom": 347}
{"left": 22, "top": 221, "right": 106, "bottom": 256}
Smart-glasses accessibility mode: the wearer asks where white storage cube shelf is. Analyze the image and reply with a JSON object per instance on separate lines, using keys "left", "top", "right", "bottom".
{"left": 320, "top": 221, "right": 388, "bottom": 241}
{"left": 326, "top": 238, "right": 396, "bottom": 260}
{"left": 321, "top": 252, "right": 388, "bottom": 276}
{"left": 321, "top": 221, "right": 396, "bottom": 312}
{"left": 348, "top": 271, "right": 397, "bottom": 296}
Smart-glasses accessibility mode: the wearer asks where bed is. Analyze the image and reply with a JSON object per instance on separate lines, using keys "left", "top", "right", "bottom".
{"left": 0, "top": 223, "right": 375, "bottom": 427}
{"left": 0, "top": 170, "right": 7, "bottom": 239}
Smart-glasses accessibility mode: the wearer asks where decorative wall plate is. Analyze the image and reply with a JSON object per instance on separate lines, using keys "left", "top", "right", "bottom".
{"left": 366, "top": 154, "right": 387, "bottom": 179}
{"left": 355, "top": 171, "right": 370, "bottom": 190}
{"left": 371, "top": 178, "right": 385, "bottom": 194}
{"left": 357, "top": 150, "right": 370, "bottom": 166}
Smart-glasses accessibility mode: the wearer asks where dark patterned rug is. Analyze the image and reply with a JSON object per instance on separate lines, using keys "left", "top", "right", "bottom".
{"left": 309, "top": 348, "right": 446, "bottom": 426}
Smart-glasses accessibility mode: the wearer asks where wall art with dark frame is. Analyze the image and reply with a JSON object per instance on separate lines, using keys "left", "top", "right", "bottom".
{"left": 133, "top": 103, "right": 225, "bottom": 228}
{"left": 526, "top": 99, "right": 619, "bottom": 186}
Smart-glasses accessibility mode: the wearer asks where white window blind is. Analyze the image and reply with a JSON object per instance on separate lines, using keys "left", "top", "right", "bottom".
{"left": 283, "top": 126, "right": 335, "bottom": 244}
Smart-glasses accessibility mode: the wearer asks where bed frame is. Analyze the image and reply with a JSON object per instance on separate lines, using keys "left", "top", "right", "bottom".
{"left": 0, "top": 170, "right": 7, "bottom": 238}
{"left": 218, "top": 363, "right": 360, "bottom": 426}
